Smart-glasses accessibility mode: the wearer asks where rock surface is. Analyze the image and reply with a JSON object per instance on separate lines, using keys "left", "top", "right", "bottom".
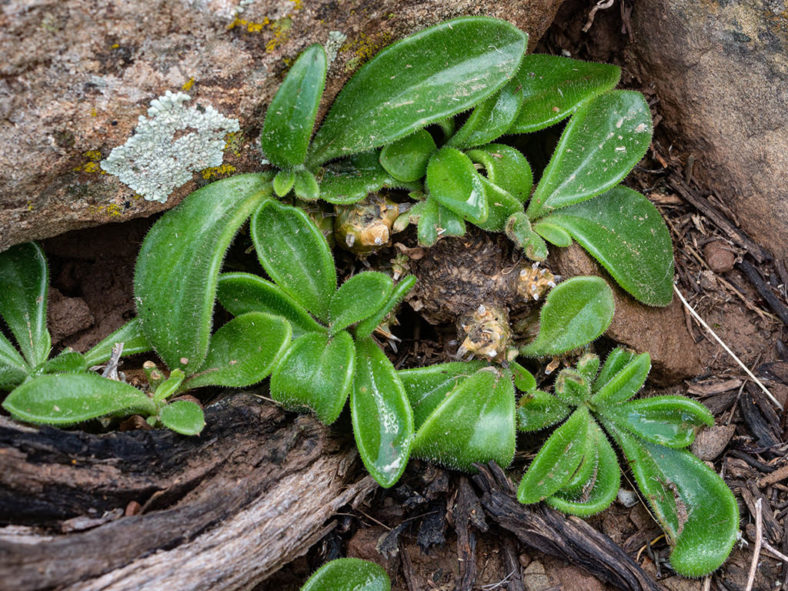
{"left": 551, "top": 243, "right": 702, "bottom": 385}
{"left": 631, "top": 0, "right": 787, "bottom": 261}
{"left": 0, "top": 0, "right": 563, "bottom": 253}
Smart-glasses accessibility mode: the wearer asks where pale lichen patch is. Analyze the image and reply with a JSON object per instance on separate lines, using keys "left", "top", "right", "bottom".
{"left": 100, "top": 91, "right": 239, "bottom": 203}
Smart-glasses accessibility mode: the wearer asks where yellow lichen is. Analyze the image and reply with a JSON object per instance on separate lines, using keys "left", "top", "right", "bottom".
{"left": 111, "top": 43, "right": 120, "bottom": 49}
{"left": 181, "top": 77, "right": 195, "bottom": 91}
{"left": 341, "top": 32, "right": 393, "bottom": 71}
{"left": 223, "top": 131, "right": 245, "bottom": 156}
{"left": 73, "top": 150, "right": 106, "bottom": 174}
{"left": 200, "top": 163, "right": 237, "bottom": 180}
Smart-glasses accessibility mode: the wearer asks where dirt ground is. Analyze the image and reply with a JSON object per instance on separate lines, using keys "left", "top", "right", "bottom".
{"left": 29, "top": 2, "right": 787, "bottom": 590}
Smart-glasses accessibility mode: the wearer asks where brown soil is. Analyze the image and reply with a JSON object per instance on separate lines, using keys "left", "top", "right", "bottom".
{"left": 22, "top": 2, "right": 787, "bottom": 590}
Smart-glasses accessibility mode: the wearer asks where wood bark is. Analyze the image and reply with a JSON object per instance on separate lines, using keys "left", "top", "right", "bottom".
{"left": 0, "top": 393, "right": 375, "bottom": 591}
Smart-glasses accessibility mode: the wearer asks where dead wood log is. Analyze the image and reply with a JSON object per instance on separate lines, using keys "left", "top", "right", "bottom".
{"left": 0, "top": 393, "right": 375, "bottom": 591}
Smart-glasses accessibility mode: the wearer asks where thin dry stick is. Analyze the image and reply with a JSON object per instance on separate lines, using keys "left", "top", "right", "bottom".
{"left": 674, "top": 284, "right": 783, "bottom": 411}
{"left": 762, "top": 541, "right": 788, "bottom": 564}
{"left": 582, "top": 0, "right": 615, "bottom": 32}
{"left": 745, "top": 498, "right": 763, "bottom": 591}
{"left": 701, "top": 576, "right": 711, "bottom": 591}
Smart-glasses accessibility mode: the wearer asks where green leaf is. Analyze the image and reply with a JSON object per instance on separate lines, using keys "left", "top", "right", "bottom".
{"left": 270, "top": 331, "right": 355, "bottom": 424}
{"left": 251, "top": 200, "right": 336, "bottom": 322}
{"left": 510, "top": 361, "right": 536, "bottom": 393}
{"left": 520, "top": 277, "right": 615, "bottom": 357}
{"left": 607, "top": 424, "right": 738, "bottom": 578}
{"left": 379, "top": 129, "right": 436, "bottom": 182}
{"left": 517, "top": 407, "right": 590, "bottom": 503}
{"left": 0, "top": 332, "right": 29, "bottom": 391}
{"left": 40, "top": 350, "right": 88, "bottom": 375}
{"left": 135, "top": 174, "right": 272, "bottom": 374}
{"left": 413, "top": 367, "right": 516, "bottom": 472}
{"left": 557, "top": 417, "right": 598, "bottom": 496}
{"left": 475, "top": 177, "right": 522, "bottom": 233}
{"left": 83, "top": 318, "right": 153, "bottom": 367}
{"left": 516, "top": 389, "right": 570, "bottom": 432}
{"left": 399, "top": 360, "right": 486, "bottom": 429}
{"left": 0, "top": 242, "right": 51, "bottom": 367}
{"left": 590, "top": 352, "right": 650, "bottom": 407}
{"left": 301, "top": 558, "right": 390, "bottom": 591}
{"left": 508, "top": 54, "right": 621, "bottom": 134}
{"left": 317, "top": 151, "right": 394, "bottom": 205}
{"left": 159, "top": 400, "right": 205, "bottom": 436}
{"left": 273, "top": 169, "right": 296, "bottom": 197}
{"left": 294, "top": 169, "right": 320, "bottom": 201}
{"left": 185, "top": 312, "right": 292, "bottom": 389}
{"left": 554, "top": 368, "right": 591, "bottom": 406}
{"left": 593, "top": 347, "right": 635, "bottom": 392}
{"left": 505, "top": 212, "right": 548, "bottom": 261}
{"left": 152, "top": 369, "right": 186, "bottom": 403}
{"left": 466, "top": 144, "right": 533, "bottom": 203}
{"left": 217, "top": 272, "right": 324, "bottom": 338}
{"left": 308, "top": 17, "right": 527, "bottom": 165}
{"left": 355, "top": 275, "right": 417, "bottom": 340}
{"left": 546, "top": 421, "right": 620, "bottom": 516}
{"left": 2, "top": 373, "right": 156, "bottom": 425}
{"left": 603, "top": 396, "right": 714, "bottom": 449}
{"left": 329, "top": 272, "right": 393, "bottom": 335}
{"left": 448, "top": 76, "right": 525, "bottom": 149}
{"left": 526, "top": 90, "right": 653, "bottom": 218}
{"left": 533, "top": 220, "right": 572, "bottom": 247}
{"left": 537, "top": 186, "right": 674, "bottom": 306}
{"left": 351, "top": 337, "right": 413, "bottom": 487}
{"left": 575, "top": 353, "right": 600, "bottom": 383}
{"left": 415, "top": 197, "right": 466, "bottom": 247}
{"left": 426, "top": 147, "right": 488, "bottom": 224}
{"left": 261, "top": 44, "right": 327, "bottom": 168}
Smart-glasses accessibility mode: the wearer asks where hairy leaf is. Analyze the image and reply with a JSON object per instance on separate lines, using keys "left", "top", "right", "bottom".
{"left": 591, "top": 352, "right": 650, "bottom": 407}
{"left": 399, "top": 360, "right": 486, "bottom": 429}
{"left": 2, "top": 373, "right": 156, "bottom": 425}
{"left": 509, "top": 54, "right": 620, "bottom": 134}
{"left": 520, "top": 277, "right": 615, "bottom": 357}
{"left": 83, "top": 318, "right": 153, "bottom": 367}
{"left": 351, "top": 337, "right": 413, "bottom": 487}
{"left": 271, "top": 331, "right": 355, "bottom": 425}
{"left": 301, "top": 558, "right": 390, "bottom": 591}
{"left": 135, "top": 174, "right": 272, "bottom": 373}
{"left": 379, "top": 129, "right": 436, "bottom": 182}
{"left": 603, "top": 396, "right": 714, "bottom": 449}
{"left": 516, "top": 389, "right": 570, "bottom": 432}
{"left": 40, "top": 350, "right": 88, "bottom": 375}
{"left": 308, "top": 17, "right": 526, "bottom": 165}
{"left": 475, "top": 177, "right": 522, "bottom": 233}
{"left": 554, "top": 368, "right": 591, "bottom": 406}
{"left": 252, "top": 200, "right": 336, "bottom": 322}
{"left": 537, "top": 187, "right": 674, "bottom": 305}
{"left": 355, "top": 275, "right": 417, "bottom": 340}
{"left": 533, "top": 220, "right": 572, "bottom": 247}
{"left": 261, "top": 44, "right": 326, "bottom": 168}
{"left": 273, "top": 169, "right": 296, "bottom": 197}
{"left": 0, "top": 332, "right": 29, "bottom": 391}
{"left": 185, "top": 312, "right": 291, "bottom": 389}
{"left": 426, "top": 147, "right": 488, "bottom": 224}
{"left": 413, "top": 367, "right": 516, "bottom": 472}
{"left": 415, "top": 197, "right": 466, "bottom": 247}
{"left": 466, "top": 144, "right": 533, "bottom": 203}
{"left": 317, "top": 151, "right": 395, "bottom": 205}
{"left": 517, "top": 407, "right": 590, "bottom": 503}
{"left": 510, "top": 361, "right": 536, "bottom": 393}
{"left": 526, "top": 90, "right": 652, "bottom": 218}
{"left": 159, "top": 400, "right": 205, "bottom": 436}
{"left": 593, "top": 347, "right": 635, "bottom": 392}
{"left": 329, "top": 272, "right": 393, "bottom": 335}
{"left": 448, "top": 75, "right": 524, "bottom": 149}
{"left": 0, "top": 242, "right": 51, "bottom": 367}
{"left": 294, "top": 169, "right": 320, "bottom": 201}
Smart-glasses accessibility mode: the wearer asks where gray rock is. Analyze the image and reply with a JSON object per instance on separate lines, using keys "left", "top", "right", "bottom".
{"left": 0, "top": 0, "right": 564, "bottom": 252}
{"left": 631, "top": 0, "right": 787, "bottom": 260}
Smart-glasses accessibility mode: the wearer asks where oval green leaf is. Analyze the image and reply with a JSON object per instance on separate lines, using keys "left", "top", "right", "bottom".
{"left": 413, "top": 367, "right": 516, "bottom": 472}
{"left": 294, "top": 169, "right": 320, "bottom": 201}
{"left": 517, "top": 406, "right": 590, "bottom": 504}
{"left": 466, "top": 144, "right": 533, "bottom": 204}
{"left": 251, "top": 200, "right": 336, "bottom": 322}
{"left": 537, "top": 186, "right": 674, "bottom": 306}
{"left": 270, "top": 331, "right": 355, "bottom": 425}
{"left": 526, "top": 90, "right": 653, "bottom": 218}
{"left": 261, "top": 44, "right": 327, "bottom": 168}
{"left": 510, "top": 361, "right": 537, "bottom": 393}
{"left": 83, "top": 318, "right": 153, "bottom": 367}
{"left": 159, "top": 400, "right": 205, "bottom": 436}
{"left": 593, "top": 347, "right": 635, "bottom": 392}
{"left": 399, "top": 360, "right": 487, "bottom": 429}
{"left": 379, "top": 129, "right": 436, "bottom": 182}
{"left": 273, "top": 169, "right": 296, "bottom": 197}
{"left": 475, "top": 177, "right": 522, "bottom": 233}
{"left": 301, "top": 558, "right": 390, "bottom": 591}
{"left": 355, "top": 275, "right": 417, "bottom": 340}
{"left": 135, "top": 173, "right": 272, "bottom": 374}
{"left": 329, "top": 272, "right": 393, "bottom": 335}
{"left": 2, "top": 373, "right": 156, "bottom": 425}
{"left": 426, "top": 147, "right": 488, "bottom": 224}
{"left": 607, "top": 423, "right": 739, "bottom": 578}
{"left": 533, "top": 220, "right": 572, "bottom": 247}
{"left": 0, "top": 332, "right": 29, "bottom": 391}
{"left": 40, "top": 350, "right": 88, "bottom": 375}
{"left": 351, "top": 337, "right": 413, "bottom": 487}
{"left": 516, "top": 389, "right": 570, "bottom": 432}
{"left": 415, "top": 197, "right": 466, "bottom": 247}
{"left": 508, "top": 54, "right": 621, "bottom": 134}
{"left": 317, "top": 151, "right": 395, "bottom": 205}
{"left": 520, "top": 276, "right": 615, "bottom": 357}
{"left": 308, "top": 17, "right": 527, "bottom": 165}
{"left": 185, "top": 312, "right": 291, "bottom": 389}
{"left": 0, "top": 242, "right": 51, "bottom": 367}
{"left": 448, "top": 76, "right": 525, "bottom": 149}
{"left": 591, "top": 352, "right": 650, "bottom": 407}
{"left": 605, "top": 395, "right": 714, "bottom": 449}
{"left": 217, "top": 272, "right": 324, "bottom": 337}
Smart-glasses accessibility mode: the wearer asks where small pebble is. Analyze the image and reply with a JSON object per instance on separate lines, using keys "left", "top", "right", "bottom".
{"left": 703, "top": 240, "right": 736, "bottom": 273}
